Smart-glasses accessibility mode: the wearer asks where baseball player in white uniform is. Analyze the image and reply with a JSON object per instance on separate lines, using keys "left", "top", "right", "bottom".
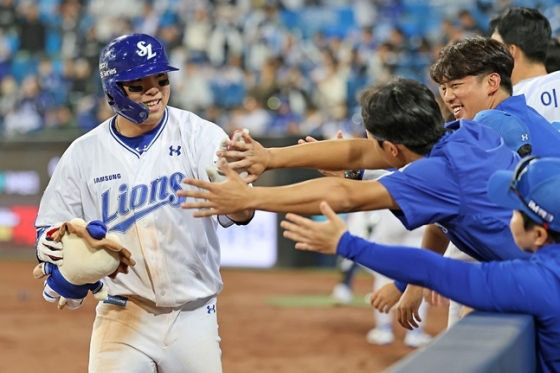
{"left": 490, "top": 7, "right": 560, "bottom": 124}
{"left": 34, "top": 33, "right": 254, "bottom": 373}
{"left": 513, "top": 71, "right": 560, "bottom": 124}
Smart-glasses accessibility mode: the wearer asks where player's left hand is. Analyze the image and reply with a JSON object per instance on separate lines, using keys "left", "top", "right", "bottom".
{"left": 369, "top": 282, "right": 402, "bottom": 313}
{"left": 37, "top": 224, "right": 64, "bottom": 265}
{"left": 281, "top": 201, "right": 347, "bottom": 254}
{"left": 180, "top": 159, "right": 253, "bottom": 217}
{"left": 396, "top": 285, "right": 424, "bottom": 330}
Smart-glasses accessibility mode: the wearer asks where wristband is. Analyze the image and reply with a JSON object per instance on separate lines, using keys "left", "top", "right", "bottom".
{"left": 344, "top": 169, "right": 364, "bottom": 180}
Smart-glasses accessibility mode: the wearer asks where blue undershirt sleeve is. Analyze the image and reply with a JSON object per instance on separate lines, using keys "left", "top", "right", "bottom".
{"left": 394, "top": 280, "right": 407, "bottom": 293}
{"left": 336, "top": 232, "right": 552, "bottom": 315}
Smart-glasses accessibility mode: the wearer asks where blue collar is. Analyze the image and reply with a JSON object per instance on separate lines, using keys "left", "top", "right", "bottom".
{"left": 110, "top": 108, "right": 168, "bottom": 157}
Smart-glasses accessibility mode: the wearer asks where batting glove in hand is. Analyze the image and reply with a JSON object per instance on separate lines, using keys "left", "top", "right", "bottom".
{"left": 206, "top": 129, "right": 249, "bottom": 182}
{"left": 37, "top": 224, "right": 64, "bottom": 265}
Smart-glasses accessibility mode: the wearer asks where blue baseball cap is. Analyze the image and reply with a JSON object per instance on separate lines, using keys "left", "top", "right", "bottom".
{"left": 474, "top": 110, "right": 531, "bottom": 154}
{"left": 487, "top": 157, "right": 560, "bottom": 231}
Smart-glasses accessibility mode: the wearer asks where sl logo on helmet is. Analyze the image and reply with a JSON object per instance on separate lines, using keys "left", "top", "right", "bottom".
{"left": 136, "top": 41, "right": 157, "bottom": 60}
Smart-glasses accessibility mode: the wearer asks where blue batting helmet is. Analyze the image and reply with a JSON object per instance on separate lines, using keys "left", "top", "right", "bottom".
{"left": 99, "top": 33, "right": 178, "bottom": 124}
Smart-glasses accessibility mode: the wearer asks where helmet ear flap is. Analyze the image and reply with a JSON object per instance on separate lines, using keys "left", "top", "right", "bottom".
{"left": 104, "top": 79, "right": 149, "bottom": 124}
{"left": 116, "top": 82, "right": 127, "bottom": 97}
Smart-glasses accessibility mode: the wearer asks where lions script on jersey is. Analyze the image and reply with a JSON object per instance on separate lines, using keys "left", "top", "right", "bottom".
{"left": 36, "top": 107, "right": 229, "bottom": 308}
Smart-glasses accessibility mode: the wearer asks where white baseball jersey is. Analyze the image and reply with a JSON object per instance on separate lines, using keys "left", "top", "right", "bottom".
{"left": 36, "top": 107, "right": 231, "bottom": 307}
{"left": 513, "top": 70, "right": 560, "bottom": 123}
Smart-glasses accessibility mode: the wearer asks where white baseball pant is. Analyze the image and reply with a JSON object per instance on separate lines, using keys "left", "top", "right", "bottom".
{"left": 89, "top": 296, "right": 222, "bottom": 373}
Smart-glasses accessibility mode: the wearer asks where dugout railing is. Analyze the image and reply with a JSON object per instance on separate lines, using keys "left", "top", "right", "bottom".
{"left": 385, "top": 312, "right": 536, "bottom": 373}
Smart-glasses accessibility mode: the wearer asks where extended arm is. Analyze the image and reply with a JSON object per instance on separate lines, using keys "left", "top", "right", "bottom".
{"left": 222, "top": 132, "right": 392, "bottom": 182}
{"left": 281, "top": 206, "right": 546, "bottom": 316}
{"left": 180, "top": 160, "right": 399, "bottom": 217}
{"left": 394, "top": 225, "right": 449, "bottom": 291}
{"left": 339, "top": 233, "right": 545, "bottom": 314}
{"left": 267, "top": 138, "right": 390, "bottom": 171}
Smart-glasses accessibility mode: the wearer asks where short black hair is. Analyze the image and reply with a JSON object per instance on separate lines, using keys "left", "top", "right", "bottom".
{"left": 359, "top": 78, "right": 446, "bottom": 155}
{"left": 520, "top": 211, "right": 560, "bottom": 243}
{"left": 430, "top": 36, "right": 514, "bottom": 95}
{"left": 546, "top": 38, "right": 560, "bottom": 73}
{"left": 489, "top": 7, "right": 551, "bottom": 64}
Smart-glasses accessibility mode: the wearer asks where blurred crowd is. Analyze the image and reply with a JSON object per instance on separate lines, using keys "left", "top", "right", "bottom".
{"left": 0, "top": 0, "right": 558, "bottom": 139}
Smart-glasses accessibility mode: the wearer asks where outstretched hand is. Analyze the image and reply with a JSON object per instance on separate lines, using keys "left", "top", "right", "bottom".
{"left": 396, "top": 285, "right": 424, "bottom": 330}
{"left": 218, "top": 130, "right": 268, "bottom": 183}
{"left": 298, "top": 130, "right": 345, "bottom": 178}
{"left": 281, "top": 201, "right": 347, "bottom": 254}
{"left": 368, "top": 282, "right": 403, "bottom": 313}
{"left": 206, "top": 130, "right": 250, "bottom": 183}
{"left": 179, "top": 159, "right": 253, "bottom": 217}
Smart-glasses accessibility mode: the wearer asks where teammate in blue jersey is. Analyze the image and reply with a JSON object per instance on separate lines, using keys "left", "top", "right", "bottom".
{"left": 375, "top": 35, "right": 560, "bottom": 329}
{"left": 280, "top": 156, "right": 560, "bottom": 373}
{"left": 178, "top": 78, "right": 533, "bottom": 323}
{"left": 430, "top": 36, "right": 560, "bottom": 157}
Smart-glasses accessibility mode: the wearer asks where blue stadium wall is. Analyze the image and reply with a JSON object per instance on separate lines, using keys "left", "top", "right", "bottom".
{"left": 386, "top": 312, "right": 536, "bottom": 373}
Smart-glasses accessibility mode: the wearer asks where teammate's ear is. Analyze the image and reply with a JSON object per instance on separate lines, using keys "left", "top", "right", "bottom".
{"left": 383, "top": 141, "right": 399, "bottom": 157}
{"left": 486, "top": 73, "right": 501, "bottom": 96}
{"left": 534, "top": 226, "right": 549, "bottom": 246}
{"left": 507, "top": 44, "right": 520, "bottom": 61}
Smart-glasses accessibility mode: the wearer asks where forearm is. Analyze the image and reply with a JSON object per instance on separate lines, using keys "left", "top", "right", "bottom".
{"left": 338, "top": 233, "right": 533, "bottom": 312}
{"left": 250, "top": 178, "right": 357, "bottom": 215}
{"left": 249, "top": 176, "right": 398, "bottom": 215}
{"left": 421, "top": 224, "right": 450, "bottom": 255}
{"left": 267, "top": 139, "right": 391, "bottom": 171}
{"left": 339, "top": 233, "right": 451, "bottom": 290}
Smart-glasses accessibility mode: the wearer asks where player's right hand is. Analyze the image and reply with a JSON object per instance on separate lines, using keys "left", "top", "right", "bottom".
{"left": 396, "top": 285, "right": 424, "bottom": 330}
{"left": 37, "top": 225, "right": 64, "bottom": 265}
{"left": 217, "top": 130, "right": 268, "bottom": 183}
{"left": 208, "top": 130, "right": 250, "bottom": 183}
{"left": 298, "top": 130, "right": 345, "bottom": 178}
{"left": 281, "top": 201, "right": 347, "bottom": 254}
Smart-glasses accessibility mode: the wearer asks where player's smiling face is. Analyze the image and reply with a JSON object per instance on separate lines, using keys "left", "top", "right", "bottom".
{"left": 439, "top": 75, "right": 494, "bottom": 120}
{"left": 122, "top": 72, "right": 170, "bottom": 126}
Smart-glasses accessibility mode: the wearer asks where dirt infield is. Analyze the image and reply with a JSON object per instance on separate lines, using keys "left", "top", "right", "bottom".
{"left": 0, "top": 261, "right": 447, "bottom": 373}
